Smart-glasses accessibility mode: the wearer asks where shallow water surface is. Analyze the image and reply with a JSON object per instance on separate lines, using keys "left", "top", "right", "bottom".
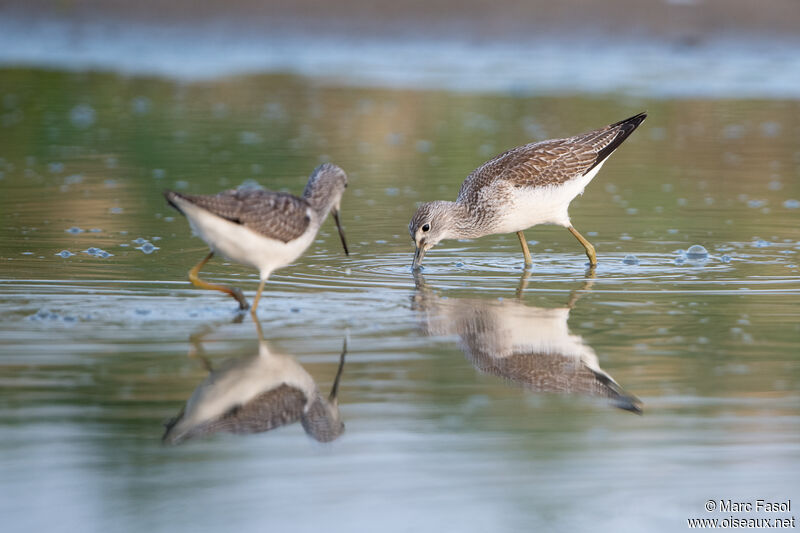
{"left": 1, "top": 69, "right": 799, "bottom": 532}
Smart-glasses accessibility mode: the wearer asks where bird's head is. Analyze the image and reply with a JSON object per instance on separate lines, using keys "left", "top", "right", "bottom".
{"left": 304, "top": 163, "right": 348, "bottom": 212}
{"left": 408, "top": 200, "right": 455, "bottom": 269}
{"left": 304, "top": 163, "right": 349, "bottom": 255}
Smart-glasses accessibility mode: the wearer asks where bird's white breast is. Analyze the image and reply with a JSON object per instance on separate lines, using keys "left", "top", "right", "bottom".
{"left": 173, "top": 196, "right": 316, "bottom": 279}
{"left": 493, "top": 161, "right": 604, "bottom": 233}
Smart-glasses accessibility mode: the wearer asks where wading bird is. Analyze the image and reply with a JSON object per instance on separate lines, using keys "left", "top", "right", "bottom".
{"left": 165, "top": 163, "right": 349, "bottom": 312}
{"left": 409, "top": 113, "right": 646, "bottom": 269}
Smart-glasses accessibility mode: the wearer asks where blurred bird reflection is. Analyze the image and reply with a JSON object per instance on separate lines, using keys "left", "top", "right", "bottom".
{"left": 413, "top": 272, "right": 641, "bottom": 413}
{"left": 163, "top": 319, "right": 347, "bottom": 444}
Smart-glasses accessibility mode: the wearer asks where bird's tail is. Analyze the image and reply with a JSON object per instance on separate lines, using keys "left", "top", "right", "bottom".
{"left": 585, "top": 111, "right": 647, "bottom": 173}
{"left": 597, "top": 112, "right": 647, "bottom": 162}
{"left": 163, "top": 190, "right": 187, "bottom": 214}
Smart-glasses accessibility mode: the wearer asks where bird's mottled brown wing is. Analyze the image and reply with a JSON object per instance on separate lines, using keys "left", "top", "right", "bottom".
{"left": 167, "top": 189, "right": 311, "bottom": 243}
{"left": 457, "top": 112, "right": 646, "bottom": 202}
{"left": 465, "top": 343, "right": 641, "bottom": 412}
{"left": 183, "top": 384, "right": 308, "bottom": 440}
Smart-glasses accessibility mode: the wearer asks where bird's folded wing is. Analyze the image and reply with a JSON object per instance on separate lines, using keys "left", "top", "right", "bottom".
{"left": 458, "top": 131, "right": 619, "bottom": 199}
{"left": 180, "top": 385, "right": 307, "bottom": 439}
{"left": 176, "top": 189, "right": 312, "bottom": 243}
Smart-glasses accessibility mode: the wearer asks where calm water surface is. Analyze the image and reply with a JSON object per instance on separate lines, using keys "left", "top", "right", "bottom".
{"left": 1, "top": 69, "right": 799, "bottom": 532}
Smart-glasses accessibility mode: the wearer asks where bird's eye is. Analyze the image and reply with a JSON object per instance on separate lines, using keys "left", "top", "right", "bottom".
{"left": 422, "top": 224, "right": 430, "bottom": 232}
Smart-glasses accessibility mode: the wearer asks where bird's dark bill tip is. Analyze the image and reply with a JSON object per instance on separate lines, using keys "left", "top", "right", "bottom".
{"left": 412, "top": 246, "right": 426, "bottom": 269}
{"left": 332, "top": 210, "right": 349, "bottom": 256}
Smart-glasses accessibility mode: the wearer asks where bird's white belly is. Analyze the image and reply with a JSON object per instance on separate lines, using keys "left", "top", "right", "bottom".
{"left": 176, "top": 197, "right": 315, "bottom": 278}
{"left": 493, "top": 162, "right": 602, "bottom": 233}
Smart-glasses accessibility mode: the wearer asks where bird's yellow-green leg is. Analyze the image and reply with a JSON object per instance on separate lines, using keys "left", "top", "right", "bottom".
{"left": 568, "top": 226, "right": 597, "bottom": 266}
{"left": 252, "top": 311, "right": 266, "bottom": 342}
{"left": 187, "top": 325, "right": 214, "bottom": 372}
{"left": 188, "top": 251, "right": 250, "bottom": 310}
{"left": 516, "top": 231, "right": 533, "bottom": 268}
{"left": 515, "top": 269, "right": 532, "bottom": 298}
{"left": 566, "top": 274, "right": 597, "bottom": 309}
{"left": 249, "top": 278, "right": 268, "bottom": 316}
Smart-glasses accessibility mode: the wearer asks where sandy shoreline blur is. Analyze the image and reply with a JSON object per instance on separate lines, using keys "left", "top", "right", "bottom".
{"left": 4, "top": 0, "right": 800, "bottom": 45}
{"left": 2, "top": 1, "right": 799, "bottom": 98}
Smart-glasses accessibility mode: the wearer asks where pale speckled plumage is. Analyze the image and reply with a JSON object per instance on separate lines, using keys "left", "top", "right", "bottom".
{"left": 166, "top": 163, "right": 346, "bottom": 264}
{"left": 165, "top": 163, "right": 348, "bottom": 310}
{"left": 409, "top": 113, "right": 646, "bottom": 265}
{"left": 166, "top": 193, "right": 317, "bottom": 281}
{"left": 167, "top": 188, "right": 313, "bottom": 244}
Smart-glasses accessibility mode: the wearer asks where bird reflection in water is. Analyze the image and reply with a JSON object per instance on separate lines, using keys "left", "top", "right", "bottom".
{"left": 412, "top": 271, "right": 642, "bottom": 413}
{"left": 163, "top": 318, "right": 347, "bottom": 444}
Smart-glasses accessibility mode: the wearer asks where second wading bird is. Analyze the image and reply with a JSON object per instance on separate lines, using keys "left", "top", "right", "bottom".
{"left": 409, "top": 112, "right": 646, "bottom": 269}
{"left": 165, "top": 163, "right": 349, "bottom": 313}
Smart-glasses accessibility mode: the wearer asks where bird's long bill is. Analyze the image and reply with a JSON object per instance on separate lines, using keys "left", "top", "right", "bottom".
{"left": 332, "top": 209, "right": 349, "bottom": 256}
{"left": 328, "top": 337, "right": 348, "bottom": 404}
{"left": 412, "top": 245, "right": 426, "bottom": 269}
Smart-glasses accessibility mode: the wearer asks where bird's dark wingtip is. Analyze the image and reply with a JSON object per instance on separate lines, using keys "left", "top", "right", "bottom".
{"left": 613, "top": 394, "right": 644, "bottom": 415}
{"left": 610, "top": 111, "right": 648, "bottom": 129}
{"left": 163, "top": 190, "right": 183, "bottom": 212}
{"left": 586, "top": 112, "right": 647, "bottom": 173}
{"left": 591, "top": 368, "right": 644, "bottom": 414}
{"left": 161, "top": 407, "right": 185, "bottom": 444}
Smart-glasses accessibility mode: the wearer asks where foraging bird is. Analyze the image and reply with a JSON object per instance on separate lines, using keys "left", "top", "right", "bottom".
{"left": 165, "top": 163, "right": 349, "bottom": 312}
{"left": 409, "top": 112, "right": 646, "bottom": 269}
{"left": 412, "top": 273, "right": 641, "bottom": 412}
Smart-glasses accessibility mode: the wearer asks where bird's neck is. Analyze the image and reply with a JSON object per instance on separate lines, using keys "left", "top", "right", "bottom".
{"left": 304, "top": 187, "right": 335, "bottom": 218}
{"left": 442, "top": 201, "right": 486, "bottom": 240}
